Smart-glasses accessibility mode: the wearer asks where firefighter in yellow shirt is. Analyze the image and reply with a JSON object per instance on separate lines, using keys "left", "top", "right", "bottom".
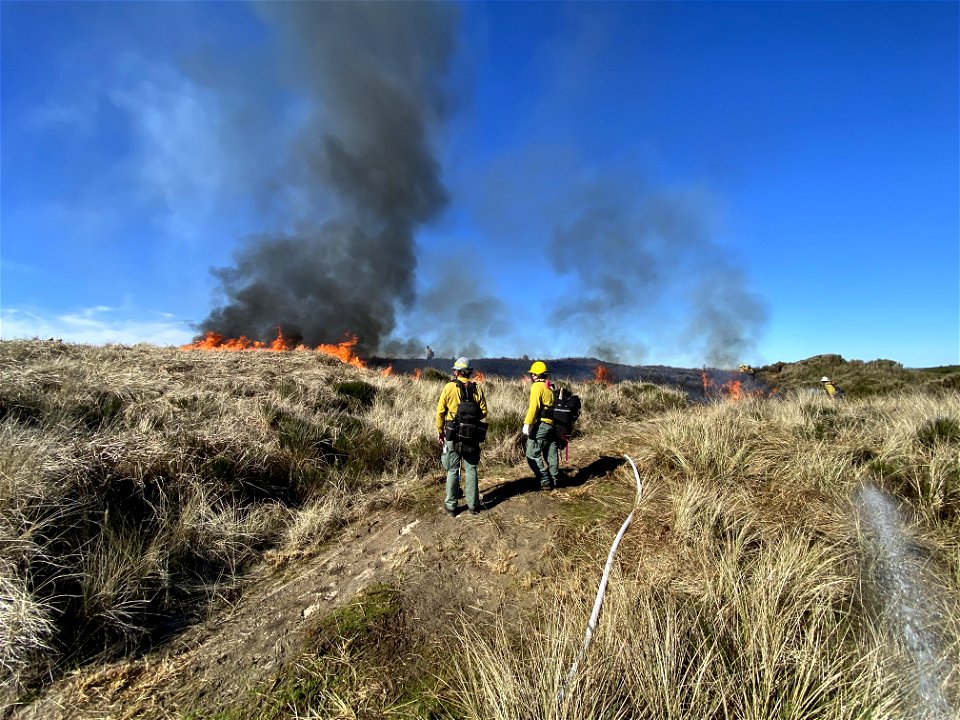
{"left": 820, "top": 376, "right": 844, "bottom": 399}
{"left": 523, "top": 360, "right": 559, "bottom": 490}
{"left": 436, "top": 357, "right": 488, "bottom": 516}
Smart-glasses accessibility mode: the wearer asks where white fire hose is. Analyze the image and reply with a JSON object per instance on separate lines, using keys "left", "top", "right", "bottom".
{"left": 557, "top": 454, "right": 643, "bottom": 706}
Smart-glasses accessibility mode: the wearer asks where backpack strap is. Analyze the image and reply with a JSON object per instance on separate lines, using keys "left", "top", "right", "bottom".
{"left": 460, "top": 381, "right": 476, "bottom": 402}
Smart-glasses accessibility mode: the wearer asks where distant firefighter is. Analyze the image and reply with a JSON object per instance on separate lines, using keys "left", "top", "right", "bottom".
{"left": 739, "top": 363, "right": 755, "bottom": 375}
{"left": 425, "top": 345, "right": 435, "bottom": 360}
{"left": 820, "top": 376, "right": 844, "bottom": 399}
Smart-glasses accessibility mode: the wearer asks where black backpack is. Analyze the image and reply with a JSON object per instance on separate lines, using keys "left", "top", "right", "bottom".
{"left": 454, "top": 381, "right": 487, "bottom": 445}
{"left": 550, "top": 387, "right": 581, "bottom": 436}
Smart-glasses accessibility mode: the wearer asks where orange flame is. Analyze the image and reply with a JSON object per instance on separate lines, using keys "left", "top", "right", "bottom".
{"left": 380, "top": 365, "right": 394, "bottom": 377}
{"left": 702, "top": 369, "right": 770, "bottom": 402}
{"left": 412, "top": 368, "right": 422, "bottom": 380}
{"left": 722, "top": 379, "right": 743, "bottom": 400}
{"left": 314, "top": 335, "right": 365, "bottom": 368}
{"left": 181, "top": 328, "right": 366, "bottom": 368}
{"left": 270, "top": 328, "right": 292, "bottom": 351}
{"left": 181, "top": 332, "right": 266, "bottom": 351}
{"left": 701, "top": 370, "right": 714, "bottom": 394}
{"left": 473, "top": 370, "right": 486, "bottom": 382}
{"left": 594, "top": 364, "right": 610, "bottom": 385}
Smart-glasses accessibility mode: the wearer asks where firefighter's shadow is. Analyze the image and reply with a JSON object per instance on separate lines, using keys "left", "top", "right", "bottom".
{"left": 563, "top": 454, "right": 626, "bottom": 489}
{"left": 481, "top": 455, "right": 626, "bottom": 511}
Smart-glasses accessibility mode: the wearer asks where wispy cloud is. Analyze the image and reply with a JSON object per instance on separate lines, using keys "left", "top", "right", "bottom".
{"left": 109, "top": 62, "right": 229, "bottom": 244}
{"left": 0, "top": 257, "right": 39, "bottom": 276}
{"left": 23, "top": 95, "right": 102, "bottom": 136}
{"left": 0, "top": 306, "right": 193, "bottom": 346}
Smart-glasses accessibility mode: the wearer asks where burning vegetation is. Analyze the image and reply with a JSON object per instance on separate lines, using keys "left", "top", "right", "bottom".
{"left": 700, "top": 369, "right": 774, "bottom": 401}
{"left": 181, "top": 329, "right": 366, "bottom": 368}
{"left": 594, "top": 364, "right": 611, "bottom": 385}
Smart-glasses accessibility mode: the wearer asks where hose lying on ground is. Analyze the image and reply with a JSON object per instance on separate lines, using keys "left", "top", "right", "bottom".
{"left": 557, "top": 454, "right": 644, "bottom": 705}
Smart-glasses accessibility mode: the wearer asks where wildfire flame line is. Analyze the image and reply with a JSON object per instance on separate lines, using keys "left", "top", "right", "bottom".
{"left": 181, "top": 329, "right": 366, "bottom": 368}
{"left": 701, "top": 369, "right": 773, "bottom": 401}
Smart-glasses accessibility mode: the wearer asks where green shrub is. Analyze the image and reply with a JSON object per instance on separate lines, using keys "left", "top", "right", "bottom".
{"left": 486, "top": 413, "right": 520, "bottom": 443}
{"left": 258, "top": 401, "right": 284, "bottom": 428}
{"left": 421, "top": 368, "right": 448, "bottom": 382}
{"left": 201, "top": 455, "right": 237, "bottom": 484}
{"left": 332, "top": 380, "right": 377, "bottom": 411}
{"left": 407, "top": 433, "right": 441, "bottom": 477}
{"left": 801, "top": 404, "right": 840, "bottom": 440}
{"left": 619, "top": 381, "right": 688, "bottom": 417}
{"left": 916, "top": 416, "right": 960, "bottom": 449}
{"left": 329, "top": 417, "right": 411, "bottom": 482}
{"left": 172, "top": 392, "right": 221, "bottom": 418}
{"left": 927, "top": 374, "right": 960, "bottom": 393}
{"left": 445, "top": 409, "right": 525, "bottom": 467}
{"left": 277, "top": 416, "right": 333, "bottom": 460}
{"left": 289, "top": 466, "right": 329, "bottom": 500}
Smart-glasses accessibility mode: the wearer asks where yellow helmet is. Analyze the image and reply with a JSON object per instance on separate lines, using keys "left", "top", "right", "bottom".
{"left": 529, "top": 360, "right": 548, "bottom": 375}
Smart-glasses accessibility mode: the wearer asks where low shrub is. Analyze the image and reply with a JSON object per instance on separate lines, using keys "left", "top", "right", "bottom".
{"left": 406, "top": 433, "right": 442, "bottom": 476}
{"left": 421, "top": 368, "right": 448, "bottom": 382}
{"left": 277, "top": 415, "right": 334, "bottom": 460}
{"left": 916, "top": 416, "right": 960, "bottom": 449}
{"left": 481, "top": 413, "right": 525, "bottom": 465}
{"left": 332, "top": 380, "right": 378, "bottom": 411}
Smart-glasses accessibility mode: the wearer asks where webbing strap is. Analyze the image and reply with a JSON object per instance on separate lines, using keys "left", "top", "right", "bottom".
{"left": 459, "top": 380, "right": 476, "bottom": 403}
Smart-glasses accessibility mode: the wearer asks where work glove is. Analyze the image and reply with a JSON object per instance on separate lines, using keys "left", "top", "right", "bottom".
{"left": 522, "top": 424, "right": 530, "bottom": 436}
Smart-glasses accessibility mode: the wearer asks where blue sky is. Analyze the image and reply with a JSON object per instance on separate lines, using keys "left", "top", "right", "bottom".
{"left": 2, "top": 1, "right": 957, "bottom": 368}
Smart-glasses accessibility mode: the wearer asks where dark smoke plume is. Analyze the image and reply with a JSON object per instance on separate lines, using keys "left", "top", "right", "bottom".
{"left": 199, "top": 3, "right": 459, "bottom": 354}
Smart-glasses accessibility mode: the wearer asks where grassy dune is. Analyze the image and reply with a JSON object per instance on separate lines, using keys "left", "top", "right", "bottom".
{"left": 1, "top": 340, "right": 958, "bottom": 718}
{"left": 452, "top": 392, "right": 960, "bottom": 719}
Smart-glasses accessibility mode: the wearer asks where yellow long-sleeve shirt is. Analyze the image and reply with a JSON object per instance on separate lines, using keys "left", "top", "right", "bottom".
{"left": 435, "top": 378, "right": 488, "bottom": 435}
{"left": 524, "top": 381, "right": 554, "bottom": 425}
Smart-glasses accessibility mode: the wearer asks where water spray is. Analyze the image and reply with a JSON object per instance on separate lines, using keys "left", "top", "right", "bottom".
{"left": 855, "top": 484, "right": 955, "bottom": 719}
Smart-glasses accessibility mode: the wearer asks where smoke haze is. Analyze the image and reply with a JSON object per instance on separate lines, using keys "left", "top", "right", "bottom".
{"left": 547, "top": 183, "right": 767, "bottom": 367}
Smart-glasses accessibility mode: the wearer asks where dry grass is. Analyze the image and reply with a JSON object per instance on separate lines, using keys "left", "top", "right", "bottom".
{"left": 0, "top": 340, "right": 451, "bottom": 702}
{"left": 2, "top": 339, "right": 958, "bottom": 718}
{"left": 448, "top": 390, "right": 960, "bottom": 719}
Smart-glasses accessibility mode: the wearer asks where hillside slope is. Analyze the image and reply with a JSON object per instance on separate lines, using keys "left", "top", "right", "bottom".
{"left": 12, "top": 431, "right": 633, "bottom": 719}
{"left": 2, "top": 341, "right": 958, "bottom": 719}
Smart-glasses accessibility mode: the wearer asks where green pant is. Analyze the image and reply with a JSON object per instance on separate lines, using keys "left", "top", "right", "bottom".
{"left": 526, "top": 422, "right": 559, "bottom": 488}
{"left": 442, "top": 440, "right": 480, "bottom": 511}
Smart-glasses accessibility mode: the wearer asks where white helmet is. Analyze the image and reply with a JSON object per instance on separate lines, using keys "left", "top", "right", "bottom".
{"left": 820, "top": 376, "right": 830, "bottom": 382}
{"left": 453, "top": 357, "right": 471, "bottom": 371}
